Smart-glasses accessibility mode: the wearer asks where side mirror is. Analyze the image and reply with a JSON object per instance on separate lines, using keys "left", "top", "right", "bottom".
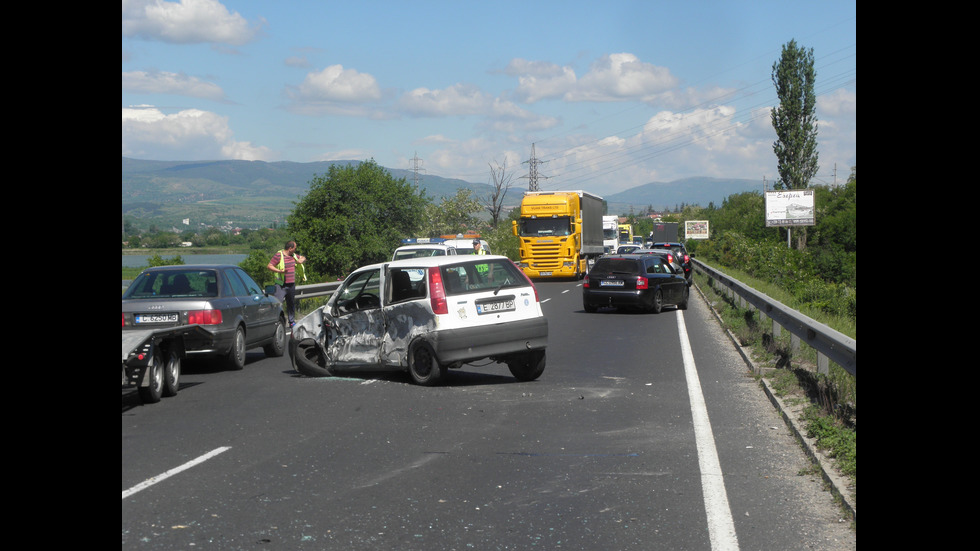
{"left": 264, "top": 284, "right": 278, "bottom": 296}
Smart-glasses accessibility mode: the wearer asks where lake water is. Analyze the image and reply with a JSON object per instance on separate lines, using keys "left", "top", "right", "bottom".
{"left": 122, "top": 254, "right": 249, "bottom": 268}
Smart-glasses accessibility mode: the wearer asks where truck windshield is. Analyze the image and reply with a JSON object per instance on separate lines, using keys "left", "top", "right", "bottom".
{"left": 519, "top": 217, "right": 571, "bottom": 237}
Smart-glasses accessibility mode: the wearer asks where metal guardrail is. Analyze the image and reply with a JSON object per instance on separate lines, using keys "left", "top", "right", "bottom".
{"left": 294, "top": 280, "right": 342, "bottom": 301}
{"left": 127, "top": 262, "right": 855, "bottom": 377}
{"left": 693, "top": 259, "right": 855, "bottom": 376}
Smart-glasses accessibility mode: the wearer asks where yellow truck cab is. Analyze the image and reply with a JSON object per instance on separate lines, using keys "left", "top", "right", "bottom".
{"left": 511, "top": 190, "right": 604, "bottom": 279}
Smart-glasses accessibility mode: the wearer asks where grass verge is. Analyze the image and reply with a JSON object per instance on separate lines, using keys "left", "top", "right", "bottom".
{"left": 694, "top": 268, "right": 856, "bottom": 507}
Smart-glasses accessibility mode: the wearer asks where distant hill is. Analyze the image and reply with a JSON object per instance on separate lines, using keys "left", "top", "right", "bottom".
{"left": 121, "top": 157, "right": 761, "bottom": 230}
{"left": 603, "top": 176, "right": 762, "bottom": 215}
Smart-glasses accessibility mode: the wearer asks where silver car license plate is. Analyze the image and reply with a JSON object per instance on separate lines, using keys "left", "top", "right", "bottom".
{"left": 135, "top": 313, "right": 179, "bottom": 324}
{"left": 476, "top": 299, "right": 515, "bottom": 314}
{"left": 599, "top": 280, "right": 624, "bottom": 287}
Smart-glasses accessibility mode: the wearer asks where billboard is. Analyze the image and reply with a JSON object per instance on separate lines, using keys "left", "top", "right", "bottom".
{"left": 685, "top": 220, "right": 709, "bottom": 239}
{"left": 765, "top": 189, "right": 815, "bottom": 227}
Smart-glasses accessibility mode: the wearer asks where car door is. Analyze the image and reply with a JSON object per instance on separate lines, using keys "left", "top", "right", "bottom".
{"left": 379, "top": 265, "right": 435, "bottom": 367}
{"left": 327, "top": 267, "right": 385, "bottom": 367}
{"left": 223, "top": 267, "right": 275, "bottom": 344}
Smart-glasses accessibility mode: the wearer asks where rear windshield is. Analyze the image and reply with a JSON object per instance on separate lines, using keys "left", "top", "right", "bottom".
{"left": 440, "top": 258, "right": 528, "bottom": 296}
{"left": 591, "top": 258, "right": 640, "bottom": 276}
{"left": 123, "top": 269, "right": 219, "bottom": 299}
{"left": 393, "top": 248, "right": 447, "bottom": 261}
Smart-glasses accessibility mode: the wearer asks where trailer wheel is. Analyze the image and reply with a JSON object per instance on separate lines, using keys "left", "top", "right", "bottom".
{"left": 162, "top": 349, "right": 181, "bottom": 397}
{"left": 138, "top": 349, "right": 163, "bottom": 403}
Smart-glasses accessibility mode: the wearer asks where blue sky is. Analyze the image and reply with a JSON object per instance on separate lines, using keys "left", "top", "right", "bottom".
{"left": 122, "top": 0, "right": 856, "bottom": 197}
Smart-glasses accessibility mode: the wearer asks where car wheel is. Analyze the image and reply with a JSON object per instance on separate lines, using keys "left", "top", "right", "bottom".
{"left": 651, "top": 289, "right": 663, "bottom": 314}
{"left": 584, "top": 301, "right": 597, "bottom": 313}
{"left": 227, "top": 326, "right": 246, "bottom": 370}
{"left": 408, "top": 341, "right": 445, "bottom": 386}
{"left": 292, "top": 338, "right": 333, "bottom": 377}
{"left": 138, "top": 350, "right": 163, "bottom": 403}
{"left": 264, "top": 316, "right": 287, "bottom": 357}
{"left": 678, "top": 286, "right": 689, "bottom": 310}
{"left": 162, "top": 348, "right": 181, "bottom": 397}
{"left": 508, "top": 350, "right": 546, "bottom": 382}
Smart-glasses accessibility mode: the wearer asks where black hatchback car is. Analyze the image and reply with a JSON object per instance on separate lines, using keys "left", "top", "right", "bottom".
{"left": 583, "top": 254, "right": 689, "bottom": 313}
{"left": 652, "top": 241, "right": 693, "bottom": 282}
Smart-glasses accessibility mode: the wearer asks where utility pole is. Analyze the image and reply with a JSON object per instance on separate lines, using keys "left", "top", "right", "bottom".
{"left": 410, "top": 152, "right": 425, "bottom": 191}
{"left": 520, "top": 143, "right": 549, "bottom": 191}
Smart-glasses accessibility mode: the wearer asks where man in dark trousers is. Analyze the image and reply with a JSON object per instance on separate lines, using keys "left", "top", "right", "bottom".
{"left": 267, "top": 241, "right": 306, "bottom": 327}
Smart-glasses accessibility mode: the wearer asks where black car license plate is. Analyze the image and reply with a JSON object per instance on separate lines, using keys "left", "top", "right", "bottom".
{"left": 599, "top": 280, "right": 624, "bottom": 287}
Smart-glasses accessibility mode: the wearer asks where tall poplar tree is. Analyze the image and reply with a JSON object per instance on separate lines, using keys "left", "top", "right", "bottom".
{"left": 771, "top": 39, "right": 819, "bottom": 190}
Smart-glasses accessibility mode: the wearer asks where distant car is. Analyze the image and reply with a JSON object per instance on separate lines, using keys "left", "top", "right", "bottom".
{"left": 652, "top": 241, "right": 693, "bottom": 282}
{"left": 616, "top": 245, "right": 642, "bottom": 254}
{"left": 289, "top": 255, "right": 548, "bottom": 385}
{"left": 583, "top": 254, "right": 689, "bottom": 313}
{"left": 392, "top": 238, "right": 459, "bottom": 260}
{"left": 443, "top": 238, "right": 491, "bottom": 255}
{"left": 122, "top": 265, "right": 288, "bottom": 371}
{"left": 630, "top": 248, "right": 687, "bottom": 281}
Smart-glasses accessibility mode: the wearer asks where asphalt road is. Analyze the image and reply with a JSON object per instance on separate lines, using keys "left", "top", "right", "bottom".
{"left": 122, "top": 279, "right": 856, "bottom": 550}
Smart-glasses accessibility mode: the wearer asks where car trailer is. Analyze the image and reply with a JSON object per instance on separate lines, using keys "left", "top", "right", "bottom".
{"left": 122, "top": 325, "right": 213, "bottom": 404}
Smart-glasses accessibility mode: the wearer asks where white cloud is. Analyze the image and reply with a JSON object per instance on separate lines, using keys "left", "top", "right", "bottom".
{"left": 285, "top": 65, "right": 384, "bottom": 116}
{"left": 122, "top": 105, "right": 272, "bottom": 161}
{"left": 122, "top": 70, "right": 227, "bottom": 101}
{"left": 121, "top": 0, "right": 263, "bottom": 46}
{"left": 398, "top": 83, "right": 492, "bottom": 117}
{"left": 569, "top": 53, "right": 678, "bottom": 102}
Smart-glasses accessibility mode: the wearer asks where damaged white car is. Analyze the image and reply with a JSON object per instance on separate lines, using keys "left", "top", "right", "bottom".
{"left": 289, "top": 255, "right": 548, "bottom": 385}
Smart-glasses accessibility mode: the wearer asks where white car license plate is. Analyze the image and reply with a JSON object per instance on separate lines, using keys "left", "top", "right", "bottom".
{"left": 476, "top": 299, "right": 515, "bottom": 314}
{"left": 599, "top": 280, "right": 624, "bottom": 287}
{"left": 540, "top": 271, "right": 552, "bottom": 276}
{"left": 135, "top": 313, "right": 179, "bottom": 324}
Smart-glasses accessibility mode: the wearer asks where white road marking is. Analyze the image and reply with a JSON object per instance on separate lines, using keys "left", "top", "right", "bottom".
{"left": 122, "top": 446, "right": 231, "bottom": 500}
{"left": 677, "top": 311, "right": 740, "bottom": 550}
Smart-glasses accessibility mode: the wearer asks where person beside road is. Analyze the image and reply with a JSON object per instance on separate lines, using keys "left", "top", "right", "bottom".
{"left": 473, "top": 239, "right": 486, "bottom": 255}
{"left": 268, "top": 241, "right": 307, "bottom": 327}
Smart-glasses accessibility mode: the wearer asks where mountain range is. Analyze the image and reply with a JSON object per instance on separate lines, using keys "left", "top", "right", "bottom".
{"left": 122, "top": 157, "right": 761, "bottom": 230}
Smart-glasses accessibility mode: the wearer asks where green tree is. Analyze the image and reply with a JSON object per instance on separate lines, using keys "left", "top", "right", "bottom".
{"left": 418, "top": 188, "right": 483, "bottom": 237}
{"left": 771, "top": 39, "right": 819, "bottom": 191}
{"left": 288, "top": 160, "right": 428, "bottom": 278}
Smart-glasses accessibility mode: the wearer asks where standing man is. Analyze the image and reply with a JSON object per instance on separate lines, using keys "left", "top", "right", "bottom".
{"left": 473, "top": 239, "right": 486, "bottom": 255}
{"left": 268, "top": 241, "right": 307, "bottom": 327}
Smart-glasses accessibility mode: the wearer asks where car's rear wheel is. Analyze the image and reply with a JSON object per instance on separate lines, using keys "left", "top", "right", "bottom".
{"left": 650, "top": 289, "right": 664, "bottom": 314}
{"left": 508, "top": 350, "right": 546, "bottom": 382}
{"left": 138, "top": 350, "right": 163, "bottom": 403}
{"left": 227, "top": 326, "right": 246, "bottom": 370}
{"left": 408, "top": 341, "right": 445, "bottom": 386}
{"left": 678, "top": 285, "right": 689, "bottom": 310}
{"left": 162, "top": 348, "right": 180, "bottom": 397}
{"left": 264, "top": 316, "right": 287, "bottom": 357}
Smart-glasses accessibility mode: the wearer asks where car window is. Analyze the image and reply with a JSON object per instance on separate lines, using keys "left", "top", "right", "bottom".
{"left": 592, "top": 258, "right": 639, "bottom": 276}
{"left": 222, "top": 268, "right": 249, "bottom": 297}
{"left": 388, "top": 267, "right": 427, "bottom": 304}
{"left": 234, "top": 268, "right": 263, "bottom": 295}
{"left": 440, "top": 259, "right": 526, "bottom": 296}
{"left": 335, "top": 268, "right": 382, "bottom": 314}
{"left": 646, "top": 260, "right": 668, "bottom": 274}
{"left": 124, "top": 269, "right": 218, "bottom": 299}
